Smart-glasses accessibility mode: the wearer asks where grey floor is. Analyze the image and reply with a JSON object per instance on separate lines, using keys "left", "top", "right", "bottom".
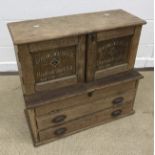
{"left": 0, "top": 71, "right": 153, "bottom": 155}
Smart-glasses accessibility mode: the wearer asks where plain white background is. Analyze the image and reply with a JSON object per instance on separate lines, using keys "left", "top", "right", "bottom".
{"left": 0, "top": 0, "right": 154, "bottom": 71}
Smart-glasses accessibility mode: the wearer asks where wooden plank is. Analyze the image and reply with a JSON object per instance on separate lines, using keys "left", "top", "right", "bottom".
{"left": 131, "top": 80, "right": 140, "bottom": 108}
{"left": 97, "top": 27, "right": 134, "bottom": 41}
{"left": 14, "top": 45, "right": 25, "bottom": 93}
{"left": 17, "top": 44, "right": 35, "bottom": 95}
{"left": 86, "top": 33, "right": 97, "bottom": 81}
{"left": 35, "top": 75, "right": 77, "bottom": 92}
{"left": 39, "top": 103, "right": 133, "bottom": 141}
{"left": 76, "top": 35, "right": 86, "bottom": 82}
{"left": 95, "top": 64, "right": 128, "bottom": 79}
{"left": 35, "top": 81, "right": 135, "bottom": 116}
{"left": 28, "top": 36, "right": 78, "bottom": 52}
{"left": 25, "top": 70, "right": 143, "bottom": 108}
{"left": 128, "top": 26, "right": 142, "bottom": 69}
{"left": 36, "top": 89, "right": 136, "bottom": 130}
{"left": 8, "top": 9, "right": 146, "bottom": 45}
{"left": 25, "top": 109, "right": 39, "bottom": 144}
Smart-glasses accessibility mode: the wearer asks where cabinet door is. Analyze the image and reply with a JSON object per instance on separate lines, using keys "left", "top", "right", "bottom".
{"left": 86, "top": 26, "right": 142, "bottom": 81}
{"left": 17, "top": 36, "right": 85, "bottom": 95}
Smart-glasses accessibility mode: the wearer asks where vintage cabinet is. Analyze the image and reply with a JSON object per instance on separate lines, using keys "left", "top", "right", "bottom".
{"left": 8, "top": 9, "right": 146, "bottom": 146}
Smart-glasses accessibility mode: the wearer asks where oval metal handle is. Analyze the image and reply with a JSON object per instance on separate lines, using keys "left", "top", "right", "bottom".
{"left": 54, "top": 127, "right": 67, "bottom": 136}
{"left": 112, "top": 97, "right": 124, "bottom": 105}
{"left": 52, "top": 115, "right": 67, "bottom": 123}
{"left": 111, "top": 109, "right": 122, "bottom": 117}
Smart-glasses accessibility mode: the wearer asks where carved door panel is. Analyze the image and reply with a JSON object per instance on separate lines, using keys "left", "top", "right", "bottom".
{"left": 20, "top": 36, "right": 85, "bottom": 94}
{"left": 86, "top": 27, "right": 137, "bottom": 81}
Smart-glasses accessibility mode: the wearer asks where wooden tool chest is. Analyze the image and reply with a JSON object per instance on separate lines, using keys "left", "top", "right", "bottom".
{"left": 8, "top": 9, "right": 146, "bottom": 146}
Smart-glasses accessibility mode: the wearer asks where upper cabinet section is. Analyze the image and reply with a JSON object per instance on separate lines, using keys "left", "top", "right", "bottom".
{"left": 86, "top": 26, "right": 143, "bottom": 81}
{"left": 8, "top": 9, "right": 146, "bottom": 95}
{"left": 15, "top": 35, "right": 86, "bottom": 95}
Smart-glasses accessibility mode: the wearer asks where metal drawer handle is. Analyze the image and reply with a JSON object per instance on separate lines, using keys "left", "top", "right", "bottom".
{"left": 112, "top": 97, "right": 124, "bottom": 105}
{"left": 52, "top": 115, "right": 67, "bottom": 123}
{"left": 111, "top": 109, "right": 122, "bottom": 117}
{"left": 54, "top": 127, "right": 67, "bottom": 136}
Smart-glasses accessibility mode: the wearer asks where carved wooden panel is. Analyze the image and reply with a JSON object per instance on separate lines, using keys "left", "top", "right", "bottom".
{"left": 96, "top": 36, "right": 132, "bottom": 70}
{"left": 31, "top": 46, "right": 76, "bottom": 83}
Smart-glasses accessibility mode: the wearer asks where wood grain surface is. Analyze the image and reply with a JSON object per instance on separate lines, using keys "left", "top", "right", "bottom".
{"left": 8, "top": 9, "right": 146, "bottom": 44}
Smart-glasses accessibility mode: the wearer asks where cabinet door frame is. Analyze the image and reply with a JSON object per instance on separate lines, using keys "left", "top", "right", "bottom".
{"left": 16, "top": 35, "right": 86, "bottom": 95}
{"left": 86, "top": 26, "right": 142, "bottom": 81}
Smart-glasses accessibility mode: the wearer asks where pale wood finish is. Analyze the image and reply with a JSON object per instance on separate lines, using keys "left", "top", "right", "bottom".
{"left": 86, "top": 25, "right": 144, "bottom": 81}
{"left": 25, "top": 70, "right": 143, "bottom": 108}
{"left": 128, "top": 26, "right": 142, "bottom": 69}
{"left": 35, "top": 75, "right": 77, "bottom": 92}
{"left": 36, "top": 89, "right": 136, "bottom": 130}
{"left": 95, "top": 64, "right": 128, "bottom": 79}
{"left": 16, "top": 36, "right": 85, "bottom": 94}
{"left": 28, "top": 36, "right": 78, "bottom": 52}
{"left": 8, "top": 9, "right": 146, "bottom": 44}
{"left": 39, "top": 103, "right": 133, "bottom": 141}
{"left": 8, "top": 10, "right": 145, "bottom": 94}
{"left": 76, "top": 35, "right": 86, "bottom": 82}
{"left": 32, "top": 35, "right": 85, "bottom": 92}
{"left": 97, "top": 26, "right": 134, "bottom": 41}
{"left": 35, "top": 81, "right": 136, "bottom": 116}
{"left": 14, "top": 45, "right": 25, "bottom": 93}
{"left": 25, "top": 71, "right": 143, "bottom": 146}
{"left": 25, "top": 109, "right": 38, "bottom": 143}
{"left": 86, "top": 33, "right": 97, "bottom": 81}
{"left": 7, "top": 10, "right": 145, "bottom": 146}
{"left": 36, "top": 109, "right": 134, "bottom": 146}
{"left": 17, "top": 45, "right": 35, "bottom": 95}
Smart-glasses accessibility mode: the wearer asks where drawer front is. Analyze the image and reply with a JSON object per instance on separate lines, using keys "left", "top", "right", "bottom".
{"left": 39, "top": 103, "right": 133, "bottom": 141}
{"left": 17, "top": 36, "right": 85, "bottom": 95}
{"left": 86, "top": 26, "right": 142, "bottom": 81}
{"left": 35, "top": 81, "right": 136, "bottom": 116}
{"left": 36, "top": 89, "right": 135, "bottom": 130}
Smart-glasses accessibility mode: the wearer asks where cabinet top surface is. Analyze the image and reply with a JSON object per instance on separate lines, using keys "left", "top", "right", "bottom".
{"left": 8, "top": 9, "right": 146, "bottom": 44}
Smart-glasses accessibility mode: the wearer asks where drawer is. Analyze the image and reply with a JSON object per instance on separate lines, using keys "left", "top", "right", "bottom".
{"left": 39, "top": 102, "right": 133, "bottom": 142}
{"left": 35, "top": 81, "right": 136, "bottom": 116}
{"left": 36, "top": 89, "right": 136, "bottom": 130}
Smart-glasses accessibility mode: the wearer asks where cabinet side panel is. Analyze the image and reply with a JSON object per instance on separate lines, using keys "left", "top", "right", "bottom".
{"left": 25, "top": 109, "right": 39, "bottom": 145}
{"left": 14, "top": 45, "right": 25, "bottom": 93}
{"left": 17, "top": 44, "right": 35, "bottom": 95}
{"left": 128, "top": 26, "right": 142, "bottom": 69}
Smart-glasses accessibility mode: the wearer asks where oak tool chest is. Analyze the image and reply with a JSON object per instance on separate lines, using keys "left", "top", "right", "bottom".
{"left": 8, "top": 9, "right": 146, "bottom": 146}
